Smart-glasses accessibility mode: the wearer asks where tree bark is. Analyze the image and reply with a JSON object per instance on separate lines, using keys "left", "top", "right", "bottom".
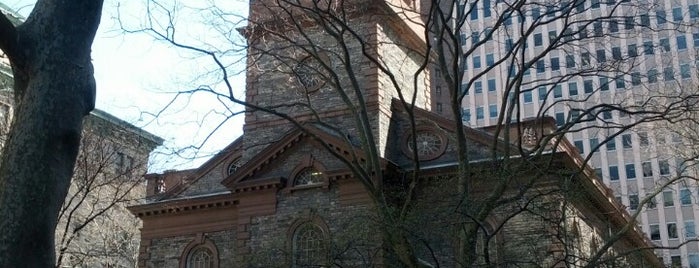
{"left": 0, "top": 1, "right": 103, "bottom": 266}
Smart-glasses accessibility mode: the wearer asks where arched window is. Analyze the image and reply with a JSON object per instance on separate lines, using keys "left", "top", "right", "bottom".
{"left": 187, "top": 247, "right": 213, "bottom": 268}
{"left": 179, "top": 236, "right": 219, "bottom": 268}
{"left": 227, "top": 157, "right": 241, "bottom": 175}
{"left": 293, "top": 224, "right": 328, "bottom": 267}
{"left": 293, "top": 168, "right": 323, "bottom": 186}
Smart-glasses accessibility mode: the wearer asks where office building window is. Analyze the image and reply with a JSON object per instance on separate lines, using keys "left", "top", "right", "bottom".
{"left": 473, "top": 55, "right": 481, "bottom": 69}
{"left": 566, "top": 54, "right": 575, "bottom": 68}
{"left": 462, "top": 109, "right": 471, "bottom": 122}
{"left": 681, "top": 64, "right": 692, "bottom": 79}
{"left": 600, "top": 77, "right": 609, "bottom": 91}
{"left": 609, "top": 20, "right": 619, "bottom": 33}
{"left": 648, "top": 197, "right": 657, "bottom": 209}
{"left": 581, "top": 52, "right": 591, "bottom": 66}
{"left": 483, "top": 0, "right": 491, "bottom": 17}
{"left": 609, "top": 165, "right": 619, "bottom": 180}
{"left": 555, "top": 112, "right": 565, "bottom": 127}
{"left": 681, "top": 188, "right": 692, "bottom": 205}
{"left": 486, "top": 54, "right": 495, "bottom": 67}
{"left": 663, "top": 191, "right": 674, "bottom": 207}
{"left": 591, "top": 0, "right": 600, "bottom": 9}
{"left": 472, "top": 32, "right": 480, "bottom": 43}
{"left": 476, "top": 106, "right": 484, "bottom": 119}
{"left": 523, "top": 91, "right": 533, "bottom": 103}
{"left": 474, "top": 81, "right": 483, "bottom": 93}
{"left": 673, "top": 7, "right": 682, "bottom": 22}
{"left": 593, "top": 21, "right": 603, "bottom": 36}
{"left": 584, "top": 80, "right": 594, "bottom": 94}
{"left": 622, "top": 134, "right": 632, "bottom": 148}
{"left": 596, "top": 49, "right": 606, "bottom": 62}
{"left": 531, "top": 7, "right": 541, "bottom": 20}
{"left": 534, "top": 33, "right": 543, "bottom": 46}
{"left": 642, "top": 162, "right": 653, "bottom": 177}
{"left": 548, "top": 30, "right": 557, "bottom": 43}
{"left": 648, "top": 69, "right": 658, "bottom": 83}
{"left": 659, "top": 160, "right": 670, "bottom": 175}
{"left": 487, "top": 79, "right": 496, "bottom": 92}
{"left": 694, "top": 33, "right": 699, "bottom": 47}
{"left": 631, "top": 72, "right": 642, "bottom": 86}
{"left": 628, "top": 44, "right": 638, "bottom": 57}
{"left": 650, "top": 224, "right": 661, "bottom": 240}
{"left": 489, "top": 104, "right": 498, "bottom": 118}
{"left": 470, "top": 3, "right": 478, "bottom": 20}
{"left": 671, "top": 256, "right": 682, "bottom": 267}
{"left": 640, "top": 13, "right": 650, "bottom": 27}
{"left": 668, "top": 223, "right": 678, "bottom": 239}
{"left": 690, "top": 255, "right": 699, "bottom": 268}
{"left": 574, "top": 140, "right": 584, "bottom": 154}
{"left": 624, "top": 16, "right": 634, "bottom": 29}
{"left": 643, "top": 41, "right": 654, "bottom": 55}
{"left": 538, "top": 87, "right": 547, "bottom": 101}
{"left": 615, "top": 76, "right": 626, "bottom": 89}
{"left": 657, "top": 9, "right": 667, "bottom": 25}
{"left": 639, "top": 132, "right": 649, "bottom": 146}
{"left": 692, "top": 5, "right": 699, "bottom": 19}
{"left": 570, "top": 109, "right": 581, "bottom": 123}
{"left": 660, "top": 38, "right": 671, "bottom": 52}
{"left": 553, "top": 85, "right": 562, "bottom": 98}
{"left": 612, "top": 47, "right": 622, "bottom": 60}
{"left": 629, "top": 194, "right": 639, "bottom": 210}
{"left": 678, "top": 35, "right": 688, "bottom": 50}
{"left": 536, "top": 60, "right": 545, "bottom": 73}
{"left": 551, "top": 57, "right": 560, "bottom": 71}
{"left": 625, "top": 164, "right": 636, "bottom": 179}
{"left": 686, "top": 221, "right": 697, "bottom": 238}
{"left": 568, "top": 82, "right": 578, "bottom": 96}
{"left": 606, "top": 138, "right": 616, "bottom": 151}
{"left": 664, "top": 67, "right": 674, "bottom": 81}
{"left": 594, "top": 168, "right": 603, "bottom": 181}
{"left": 505, "top": 38, "right": 513, "bottom": 51}
{"left": 590, "top": 138, "right": 599, "bottom": 152}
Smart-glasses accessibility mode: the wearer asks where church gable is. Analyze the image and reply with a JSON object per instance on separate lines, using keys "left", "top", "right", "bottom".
{"left": 387, "top": 99, "right": 501, "bottom": 168}
{"left": 223, "top": 126, "right": 367, "bottom": 194}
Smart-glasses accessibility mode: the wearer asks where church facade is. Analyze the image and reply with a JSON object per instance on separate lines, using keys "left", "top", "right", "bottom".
{"left": 130, "top": 1, "right": 660, "bottom": 267}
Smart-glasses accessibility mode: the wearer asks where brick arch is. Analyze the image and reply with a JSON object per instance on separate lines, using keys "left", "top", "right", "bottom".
{"left": 179, "top": 233, "right": 220, "bottom": 268}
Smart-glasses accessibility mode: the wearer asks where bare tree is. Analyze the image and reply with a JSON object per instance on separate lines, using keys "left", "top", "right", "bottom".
{"left": 122, "top": 0, "right": 699, "bottom": 267}
{"left": 0, "top": 1, "right": 104, "bottom": 266}
{"left": 53, "top": 112, "right": 160, "bottom": 268}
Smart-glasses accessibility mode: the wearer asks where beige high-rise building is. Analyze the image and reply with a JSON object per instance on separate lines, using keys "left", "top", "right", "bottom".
{"left": 430, "top": 1, "right": 699, "bottom": 266}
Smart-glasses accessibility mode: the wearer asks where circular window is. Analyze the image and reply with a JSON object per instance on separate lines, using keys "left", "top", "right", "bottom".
{"left": 403, "top": 129, "right": 447, "bottom": 161}
{"left": 293, "top": 54, "right": 328, "bottom": 93}
{"left": 294, "top": 168, "right": 324, "bottom": 186}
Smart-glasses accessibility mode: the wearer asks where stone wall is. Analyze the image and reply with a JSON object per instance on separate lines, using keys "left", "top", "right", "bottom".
{"left": 144, "top": 229, "right": 237, "bottom": 268}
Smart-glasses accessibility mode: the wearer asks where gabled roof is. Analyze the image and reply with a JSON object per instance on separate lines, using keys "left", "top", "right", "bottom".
{"left": 221, "top": 123, "right": 386, "bottom": 190}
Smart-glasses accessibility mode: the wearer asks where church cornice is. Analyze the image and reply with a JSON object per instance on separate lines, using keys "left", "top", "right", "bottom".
{"left": 128, "top": 191, "right": 237, "bottom": 218}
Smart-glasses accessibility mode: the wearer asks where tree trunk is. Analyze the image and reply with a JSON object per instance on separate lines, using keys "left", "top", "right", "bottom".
{"left": 0, "top": 1, "right": 103, "bottom": 266}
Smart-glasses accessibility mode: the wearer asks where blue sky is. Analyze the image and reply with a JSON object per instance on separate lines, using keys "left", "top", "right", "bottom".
{"left": 5, "top": 0, "right": 249, "bottom": 170}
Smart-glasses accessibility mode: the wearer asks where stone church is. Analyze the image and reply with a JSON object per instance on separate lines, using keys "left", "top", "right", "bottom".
{"left": 130, "top": 0, "right": 661, "bottom": 267}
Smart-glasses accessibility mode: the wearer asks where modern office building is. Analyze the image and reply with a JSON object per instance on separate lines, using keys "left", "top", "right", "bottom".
{"left": 430, "top": 1, "right": 699, "bottom": 266}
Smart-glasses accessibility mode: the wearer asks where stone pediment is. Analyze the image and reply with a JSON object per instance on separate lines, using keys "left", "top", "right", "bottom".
{"left": 221, "top": 124, "right": 383, "bottom": 193}
{"left": 387, "top": 99, "right": 522, "bottom": 168}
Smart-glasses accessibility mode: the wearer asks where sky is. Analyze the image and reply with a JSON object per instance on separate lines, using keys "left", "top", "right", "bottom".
{"left": 4, "top": 0, "right": 249, "bottom": 171}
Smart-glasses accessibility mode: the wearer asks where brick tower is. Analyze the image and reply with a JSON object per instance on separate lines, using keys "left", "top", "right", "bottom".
{"left": 241, "top": 0, "right": 431, "bottom": 160}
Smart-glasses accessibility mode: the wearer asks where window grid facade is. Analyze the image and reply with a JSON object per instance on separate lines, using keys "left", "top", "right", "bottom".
{"left": 448, "top": 1, "right": 699, "bottom": 265}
